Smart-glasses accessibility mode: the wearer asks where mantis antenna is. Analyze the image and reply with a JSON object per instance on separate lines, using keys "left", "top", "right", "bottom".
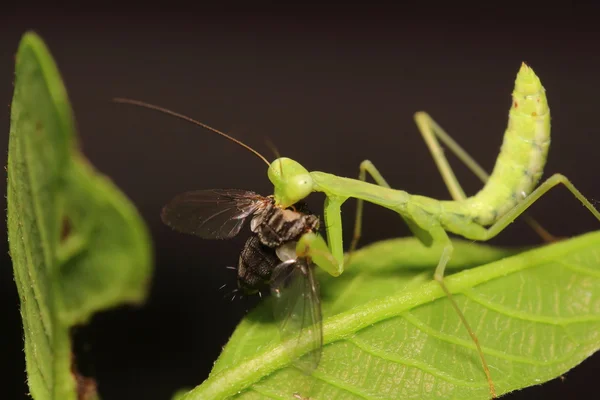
{"left": 112, "top": 97, "right": 271, "bottom": 167}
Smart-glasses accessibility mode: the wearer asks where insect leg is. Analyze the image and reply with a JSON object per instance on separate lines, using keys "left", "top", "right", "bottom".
{"left": 429, "top": 225, "right": 497, "bottom": 399}
{"left": 480, "top": 173, "right": 600, "bottom": 240}
{"left": 414, "top": 112, "right": 480, "bottom": 200}
{"left": 414, "top": 111, "right": 560, "bottom": 242}
{"left": 348, "top": 160, "right": 391, "bottom": 255}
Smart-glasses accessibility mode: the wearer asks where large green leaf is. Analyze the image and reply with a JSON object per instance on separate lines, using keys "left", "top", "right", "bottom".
{"left": 7, "top": 32, "right": 153, "bottom": 400}
{"left": 181, "top": 231, "right": 600, "bottom": 399}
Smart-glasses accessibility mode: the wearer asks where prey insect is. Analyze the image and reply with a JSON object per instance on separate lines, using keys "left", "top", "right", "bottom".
{"left": 161, "top": 189, "right": 324, "bottom": 372}
{"left": 115, "top": 63, "right": 600, "bottom": 399}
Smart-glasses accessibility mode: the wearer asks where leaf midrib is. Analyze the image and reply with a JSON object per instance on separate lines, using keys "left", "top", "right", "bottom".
{"left": 10, "top": 118, "right": 55, "bottom": 393}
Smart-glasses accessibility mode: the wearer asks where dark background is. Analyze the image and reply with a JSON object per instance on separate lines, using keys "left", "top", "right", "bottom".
{"left": 2, "top": 4, "right": 600, "bottom": 399}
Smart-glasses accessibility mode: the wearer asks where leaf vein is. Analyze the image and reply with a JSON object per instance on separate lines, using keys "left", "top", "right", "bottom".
{"left": 462, "top": 290, "right": 600, "bottom": 325}
{"left": 400, "top": 311, "right": 582, "bottom": 366}
{"left": 308, "top": 368, "right": 375, "bottom": 399}
{"left": 558, "top": 260, "right": 600, "bottom": 278}
{"left": 21, "top": 131, "right": 54, "bottom": 335}
{"left": 249, "top": 386, "right": 287, "bottom": 399}
{"left": 348, "top": 336, "right": 483, "bottom": 388}
{"left": 15, "top": 132, "right": 54, "bottom": 390}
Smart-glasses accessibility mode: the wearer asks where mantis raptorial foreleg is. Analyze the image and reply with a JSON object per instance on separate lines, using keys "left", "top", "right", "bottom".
{"left": 296, "top": 231, "right": 343, "bottom": 277}
{"left": 414, "top": 111, "right": 561, "bottom": 242}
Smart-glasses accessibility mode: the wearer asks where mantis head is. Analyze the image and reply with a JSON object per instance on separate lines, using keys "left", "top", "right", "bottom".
{"left": 268, "top": 157, "right": 314, "bottom": 208}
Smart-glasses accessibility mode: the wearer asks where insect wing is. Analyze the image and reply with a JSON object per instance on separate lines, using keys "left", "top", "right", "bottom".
{"left": 161, "top": 189, "right": 267, "bottom": 239}
{"left": 270, "top": 257, "right": 323, "bottom": 374}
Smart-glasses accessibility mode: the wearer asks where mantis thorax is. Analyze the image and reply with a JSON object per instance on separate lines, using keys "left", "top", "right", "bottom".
{"left": 268, "top": 157, "right": 314, "bottom": 208}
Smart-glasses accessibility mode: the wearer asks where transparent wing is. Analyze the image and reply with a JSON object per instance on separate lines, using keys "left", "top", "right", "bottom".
{"left": 270, "top": 257, "right": 323, "bottom": 374}
{"left": 160, "top": 189, "right": 267, "bottom": 239}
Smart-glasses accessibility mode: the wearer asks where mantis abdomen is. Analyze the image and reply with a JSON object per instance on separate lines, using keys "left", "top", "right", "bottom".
{"left": 461, "top": 63, "right": 551, "bottom": 226}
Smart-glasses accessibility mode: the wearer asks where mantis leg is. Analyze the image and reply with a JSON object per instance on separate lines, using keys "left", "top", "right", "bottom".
{"left": 348, "top": 160, "right": 391, "bottom": 255}
{"left": 296, "top": 231, "right": 343, "bottom": 277}
{"left": 414, "top": 111, "right": 560, "bottom": 242}
{"left": 429, "top": 225, "right": 497, "bottom": 399}
{"left": 414, "top": 112, "right": 475, "bottom": 201}
{"left": 480, "top": 173, "right": 600, "bottom": 240}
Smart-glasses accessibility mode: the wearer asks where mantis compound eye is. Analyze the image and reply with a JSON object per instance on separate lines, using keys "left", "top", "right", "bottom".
{"left": 268, "top": 158, "right": 314, "bottom": 207}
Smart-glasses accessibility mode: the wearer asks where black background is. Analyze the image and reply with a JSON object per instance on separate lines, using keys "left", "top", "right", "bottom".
{"left": 2, "top": 4, "right": 600, "bottom": 400}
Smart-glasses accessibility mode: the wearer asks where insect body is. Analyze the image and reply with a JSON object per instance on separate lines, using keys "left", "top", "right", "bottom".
{"left": 236, "top": 234, "right": 279, "bottom": 294}
{"left": 115, "top": 63, "right": 600, "bottom": 399}
{"left": 161, "top": 189, "right": 324, "bottom": 371}
{"left": 249, "top": 199, "right": 319, "bottom": 248}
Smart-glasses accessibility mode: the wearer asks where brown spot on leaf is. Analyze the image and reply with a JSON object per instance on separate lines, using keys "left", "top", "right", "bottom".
{"left": 514, "top": 101, "right": 518, "bottom": 108}
{"left": 71, "top": 353, "right": 98, "bottom": 400}
{"left": 531, "top": 112, "right": 537, "bottom": 117}
{"left": 75, "top": 374, "right": 97, "bottom": 400}
{"left": 61, "top": 217, "right": 72, "bottom": 242}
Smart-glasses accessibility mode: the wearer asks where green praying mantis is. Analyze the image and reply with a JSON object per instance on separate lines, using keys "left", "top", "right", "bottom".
{"left": 115, "top": 63, "right": 600, "bottom": 399}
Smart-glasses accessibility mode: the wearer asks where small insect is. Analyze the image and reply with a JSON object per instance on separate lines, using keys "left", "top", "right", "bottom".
{"left": 161, "top": 189, "right": 324, "bottom": 371}
{"left": 115, "top": 63, "right": 600, "bottom": 399}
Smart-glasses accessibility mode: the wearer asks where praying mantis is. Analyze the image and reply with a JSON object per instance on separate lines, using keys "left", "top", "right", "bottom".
{"left": 115, "top": 62, "right": 600, "bottom": 399}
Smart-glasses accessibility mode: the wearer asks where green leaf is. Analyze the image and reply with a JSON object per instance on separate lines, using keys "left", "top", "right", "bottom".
{"left": 182, "top": 231, "right": 600, "bottom": 400}
{"left": 7, "top": 31, "right": 153, "bottom": 400}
